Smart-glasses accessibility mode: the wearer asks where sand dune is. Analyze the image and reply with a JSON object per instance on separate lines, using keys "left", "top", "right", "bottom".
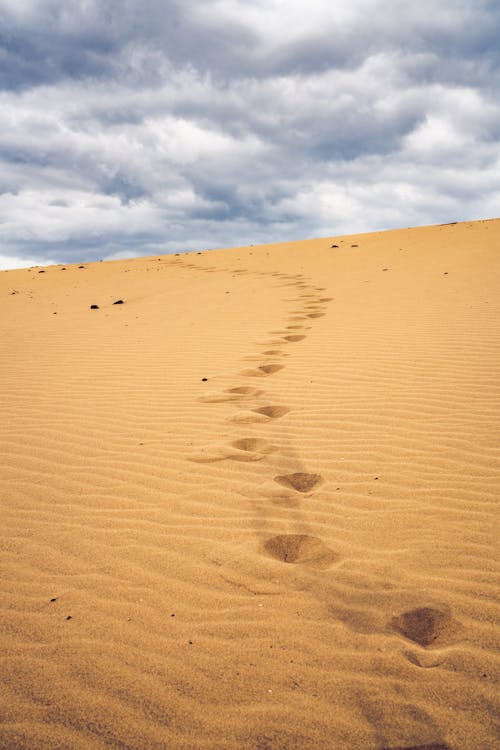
{"left": 0, "top": 219, "right": 499, "bottom": 749}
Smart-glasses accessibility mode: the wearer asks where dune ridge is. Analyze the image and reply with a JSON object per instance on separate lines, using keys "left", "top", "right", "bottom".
{"left": 0, "top": 219, "right": 499, "bottom": 749}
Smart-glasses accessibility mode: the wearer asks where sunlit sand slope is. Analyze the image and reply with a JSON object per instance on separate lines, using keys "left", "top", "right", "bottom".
{"left": 0, "top": 219, "right": 499, "bottom": 750}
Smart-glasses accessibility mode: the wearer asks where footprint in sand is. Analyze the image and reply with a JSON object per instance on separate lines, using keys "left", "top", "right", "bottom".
{"left": 190, "top": 437, "right": 276, "bottom": 463}
{"left": 274, "top": 472, "right": 323, "bottom": 492}
{"left": 263, "top": 534, "right": 338, "bottom": 569}
{"left": 229, "top": 405, "right": 290, "bottom": 424}
{"left": 283, "top": 334, "right": 306, "bottom": 342}
{"left": 254, "top": 406, "right": 289, "bottom": 419}
{"left": 198, "top": 386, "right": 264, "bottom": 403}
{"left": 383, "top": 745, "right": 452, "bottom": 750}
{"left": 390, "top": 606, "right": 462, "bottom": 648}
{"left": 241, "top": 364, "right": 284, "bottom": 377}
{"left": 307, "top": 312, "right": 325, "bottom": 318}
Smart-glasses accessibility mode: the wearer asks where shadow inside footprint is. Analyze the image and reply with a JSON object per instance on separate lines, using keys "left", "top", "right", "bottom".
{"left": 283, "top": 334, "right": 306, "bottom": 342}
{"left": 307, "top": 313, "right": 325, "bottom": 318}
{"left": 390, "top": 606, "right": 459, "bottom": 648}
{"left": 242, "top": 364, "right": 284, "bottom": 377}
{"left": 274, "top": 472, "right": 323, "bottom": 492}
{"left": 230, "top": 438, "right": 272, "bottom": 453}
{"left": 254, "top": 406, "right": 289, "bottom": 419}
{"left": 264, "top": 534, "right": 338, "bottom": 569}
{"left": 226, "top": 387, "right": 260, "bottom": 395}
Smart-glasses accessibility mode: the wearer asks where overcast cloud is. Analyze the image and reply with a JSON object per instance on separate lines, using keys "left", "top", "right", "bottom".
{"left": 0, "top": 0, "right": 499, "bottom": 268}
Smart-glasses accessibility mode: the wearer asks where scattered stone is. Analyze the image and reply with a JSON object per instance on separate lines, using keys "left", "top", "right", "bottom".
{"left": 38, "top": 270, "right": 45, "bottom": 273}
{"left": 201, "top": 377, "right": 208, "bottom": 381}
{"left": 61, "top": 267, "right": 66, "bottom": 270}
{"left": 78, "top": 265, "right": 85, "bottom": 269}
{"left": 50, "top": 598, "right": 57, "bottom": 602}
{"left": 90, "top": 304, "right": 99, "bottom": 309}
{"left": 351, "top": 244, "right": 358, "bottom": 247}
{"left": 330, "top": 244, "right": 339, "bottom": 248}
{"left": 66, "top": 615, "right": 72, "bottom": 621}
{"left": 113, "top": 299, "right": 124, "bottom": 305}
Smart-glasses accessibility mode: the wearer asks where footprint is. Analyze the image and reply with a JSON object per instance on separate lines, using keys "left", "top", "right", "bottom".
{"left": 285, "top": 325, "right": 304, "bottom": 330}
{"left": 307, "top": 313, "right": 325, "bottom": 318}
{"left": 229, "top": 438, "right": 276, "bottom": 460}
{"left": 198, "top": 386, "right": 263, "bottom": 403}
{"left": 241, "top": 364, "right": 284, "bottom": 377}
{"left": 261, "top": 350, "right": 283, "bottom": 356}
{"left": 190, "top": 437, "right": 275, "bottom": 463}
{"left": 283, "top": 334, "right": 306, "bottom": 342}
{"left": 254, "top": 406, "right": 289, "bottom": 419}
{"left": 274, "top": 473, "right": 323, "bottom": 492}
{"left": 263, "top": 534, "right": 338, "bottom": 569}
{"left": 229, "top": 410, "right": 271, "bottom": 424}
{"left": 227, "top": 386, "right": 260, "bottom": 395}
{"left": 382, "top": 745, "right": 452, "bottom": 750}
{"left": 318, "top": 297, "right": 333, "bottom": 302}
{"left": 390, "top": 606, "right": 461, "bottom": 648}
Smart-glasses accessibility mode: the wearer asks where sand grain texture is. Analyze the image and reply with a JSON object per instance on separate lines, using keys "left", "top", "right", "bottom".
{"left": 0, "top": 219, "right": 499, "bottom": 749}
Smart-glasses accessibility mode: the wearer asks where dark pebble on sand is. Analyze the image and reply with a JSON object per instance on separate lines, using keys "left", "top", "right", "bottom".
{"left": 38, "top": 270, "right": 45, "bottom": 273}
{"left": 50, "top": 598, "right": 57, "bottom": 602}
{"left": 331, "top": 244, "right": 338, "bottom": 248}
{"left": 90, "top": 304, "right": 99, "bottom": 309}
{"left": 201, "top": 377, "right": 208, "bottom": 381}
{"left": 113, "top": 299, "right": 124, "bottom": 305}
{"left": 66, "top": 615, "right": 72, "bottom": 620}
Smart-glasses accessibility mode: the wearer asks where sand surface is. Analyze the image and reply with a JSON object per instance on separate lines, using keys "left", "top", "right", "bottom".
{"left": 0, "top": 219, "right": 499, "bottom": 750}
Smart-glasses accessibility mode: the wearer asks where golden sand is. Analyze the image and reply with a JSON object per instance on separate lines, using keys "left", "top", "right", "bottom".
{"left": 0, "top": 219, "right": 499, "bottom": 749}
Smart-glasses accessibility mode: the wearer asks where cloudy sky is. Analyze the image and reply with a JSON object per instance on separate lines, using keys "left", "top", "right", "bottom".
{"left": 1, "top": 0, "right": 499, "bottom": 268}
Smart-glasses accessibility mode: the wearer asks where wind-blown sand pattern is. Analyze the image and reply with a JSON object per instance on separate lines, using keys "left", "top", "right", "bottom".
{"left": 0, "top": 219, "right": 499, "bottom": 749}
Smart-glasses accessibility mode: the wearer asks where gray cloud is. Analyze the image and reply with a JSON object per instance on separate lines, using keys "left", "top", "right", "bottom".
{"left": 0, "top": 0, "right": 499, "bottom": 268}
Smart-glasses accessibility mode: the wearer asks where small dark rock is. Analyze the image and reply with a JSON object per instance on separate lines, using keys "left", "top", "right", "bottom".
{"left": 113, "top": 299, "right": 124, "bottom": 305}
{"left": 90, "top": 304, "right": 99, "bottom": 309}
{"left": 330, "top": 244, "right": 339, "bottom": 248}
{"left": 443, "top": 272, "right": 448, "bottom": 275}
{"left": 201, "top": 377, "right": 208, "bottom": 381}
{"left": 78, "top": 265, "right": 85, "bottom": 269}
{"left": 66, "top": 615, "right": 72, "bottom": 620}
{"left": 50, "top": 598, "right": 57, "bottom": 602}
{"left": 61, "top": 267, "right": 66, "bottom": 270}
{"left": 351, "top": 244, "right": 358, "bottom": 247}
{"left": 38, "top": 270, "right": 45, "bottom": 273}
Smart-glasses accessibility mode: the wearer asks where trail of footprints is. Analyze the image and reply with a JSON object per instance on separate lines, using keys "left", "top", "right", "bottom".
{"left": 192, "top": 267, "right": 335, "bottom": 567}
{"left": 185, "top": 257, "right": 461, "bottom": 666}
